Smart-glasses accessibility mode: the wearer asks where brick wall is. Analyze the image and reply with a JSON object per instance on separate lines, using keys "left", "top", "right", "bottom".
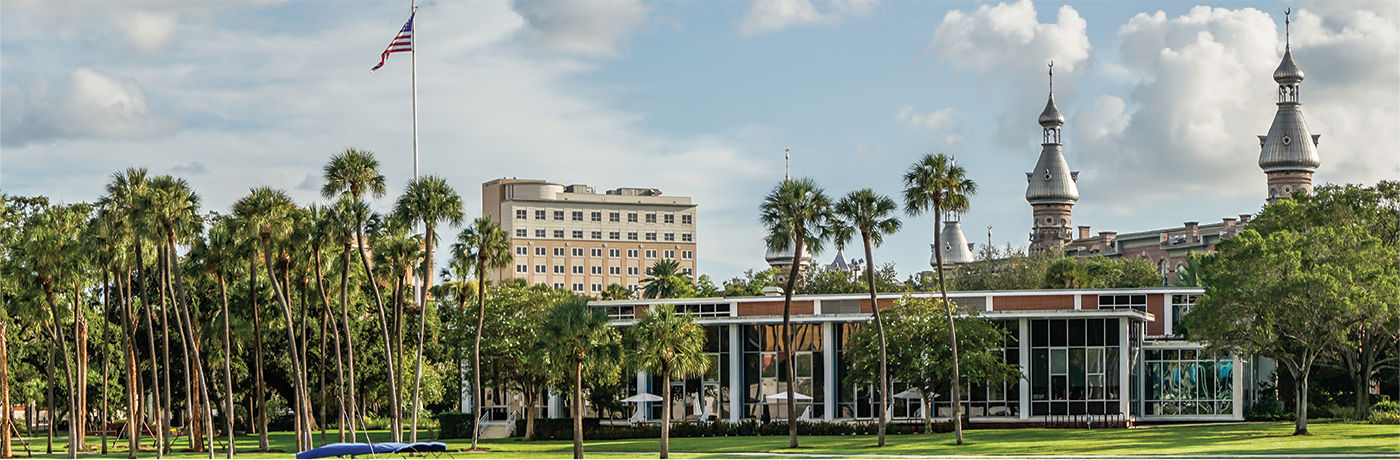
{"left": 992, "top": 294, "right": 1074, "bottom": 311}
{"left": 739, "top": 300, "right": 814, "bottom": 316}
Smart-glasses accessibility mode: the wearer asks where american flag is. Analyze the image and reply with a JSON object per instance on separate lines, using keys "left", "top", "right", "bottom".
{"left": 371, "top": 13, "right": 414, "bottom": 72}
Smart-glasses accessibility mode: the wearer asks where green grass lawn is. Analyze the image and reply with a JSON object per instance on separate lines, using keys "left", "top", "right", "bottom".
{"left": 18, "top": 420, "right": 1398, "bottom": 458}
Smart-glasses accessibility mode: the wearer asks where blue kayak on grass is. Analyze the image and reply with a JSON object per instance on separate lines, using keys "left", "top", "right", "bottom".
{"left": 296, "top": 441, "right": 448, "bottom": 458}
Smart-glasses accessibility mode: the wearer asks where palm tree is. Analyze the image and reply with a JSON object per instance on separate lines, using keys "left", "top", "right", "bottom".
{"left": 233, "top": 187, "right": 314, "bottom": 450}
{"left": 372, "top": 223, "right": 419, "bottom": 441}
{"left": 326, "top": 197, "right": 366, "bottom": 440}
{"left": 758, "top": 178, "right": 832, "bottom": 449}
{"left": 452, "top": 216, "right": 512, "bottom": 450}
{"left": 16, "top": 203, "right": 87, "bottom": 457}
{"left": 601, "top": 283, "right": 632, "bottom": 301}
{"left": 193, "top": 215, "right": 240, "bottom": 458}
{"left": 902, "top": 153, "right": 977, "bottom": 445}
{"left": 640, "top": 259, "right": 690, "bottom": 299}
{"left": 306, "top": 204, "right": 350, "bottom": 443}
{"left": 626, "top": 304, "right": 710, "bottom": 459}
{"left": 103, "top": 167, "right": 165, "bottom": 457}
{"left": 391, "top": 175, "right": 464, "bottom": 441}
{"left": 831, "top": 189, "right": 901, "bottom": 446}
{"left": 150, "top": 175, "right": 217, "bottom": 456}
{"left": 541, "top": 297, "right": 622, "bottom": 459}
{"left": 321, "top": 148, "right": 399, "bottom": 441}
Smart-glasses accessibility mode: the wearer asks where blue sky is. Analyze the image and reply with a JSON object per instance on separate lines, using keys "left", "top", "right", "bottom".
{"left": 2, "top": 0, "right": 1396, "bottom": 281}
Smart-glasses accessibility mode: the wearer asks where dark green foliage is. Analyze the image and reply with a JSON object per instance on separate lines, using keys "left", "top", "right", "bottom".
{"left": 433, "top": 412, "right": 477, "bottom": 439}
{"left": 510, "top": 419, "right": 950, "bottom": 441}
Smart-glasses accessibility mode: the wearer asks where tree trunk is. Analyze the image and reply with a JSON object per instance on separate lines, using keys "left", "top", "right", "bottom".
{"left": 165, "top": 230, "right": 216, "bottom": 458}
{"left": 471, "top": 256, "right": 488, "bottom": 450}
{"left": 781, "top": 223, "right": 804, "bottom": 449}
{"left": 860, "top": 233, "right": 890, "bottom": 447}
{"left": 136, "top": 241, "right": 165, "bottom": 458}
{"left": 42, "top": 284, "right": 78, "bottom": 458}
{"left": 660, "top": 361, "right": 671, "bottom": 459}
{"left": 161, "top": 250, "right": 198, "bottom": 452}
{"left": 312, "top": 246, "right": 347, "bottom": 442}
{"left": 354, "top": 219, "right": 400, "bottom": 443}
{"left": 572, "top": 361, "right": 584, "bottom": 459}
{"left": 157, "top": 246, "right": 173, "bottom": 456}
{"left": 259, "top": 234, "right": 312, "bottom": 452}
{"left": 932, "top": 202, "right": 965, "bottom": 445}
{"left": 319, "top": 307, "right": 329, "bottom": 444}
{"left": 392, "top": 273, "right": 405, "bottom": 443}
{"left": 250, "top": 257, "right": 268, "bottom": 452}
{"left": 523, "top": 388, "right": 536, "bottom": 441}
{"left": 0, "top": 282, "right": 11, "bottom": 459}
{"left": 410, "top": 225, "right": 434, "bottom": 442}
{"left": 120, "top": 269, "right": 140, "bottom": 459}
{"left": 1293, "top": 363, "right": 1310, "bottom": 436}
{"left": 46, "top": 346, "right": 54, "bottom": 455}
{"left": 72, "top": 282, "right": 89, "bottom": 454}
{"left": 338, "top": 244, "right": 360, "bottom": 442}
{"left": 218, "top": 272, "right": 235, "bottom": 459}
{"left": 101, "top": 267, "right": 112, "bottom": 454}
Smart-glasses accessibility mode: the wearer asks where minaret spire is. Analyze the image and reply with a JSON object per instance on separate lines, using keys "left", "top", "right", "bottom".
{"left": 1048, "top": 60, "right": 1054, "bottom": 94}
{"left": 784, "top": 146, "right": 790, "bottom": 181}
{"left": 1284, "top": 8, "right": 1291, "bottom": 51}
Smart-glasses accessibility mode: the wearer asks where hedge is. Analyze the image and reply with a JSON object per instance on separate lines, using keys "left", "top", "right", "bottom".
{"left": 513, "top": 418, "right": 950, "bottom": 441}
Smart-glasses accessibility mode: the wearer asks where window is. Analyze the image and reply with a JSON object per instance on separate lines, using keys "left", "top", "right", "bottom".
{"left": 608, "top": 249, "right": 620, "bottom": 257}
{"left": 535, "top": 229, "right": 546, "bottom": 238}
{"left": 572, "top": 230, "right": 584, "bottom": 239}
{"left": 682, "top": 214, "right": 692, "bottom": 225}
{"left": 645, "top": 232, "right": 657, "bottom": 241}
{"left": 1030, "top": 319, "right": 1116, "bottom": 416}
{"left": 1099, "top": 295, "right": 1147, "bottom": 312}
{"left": 664, "top": 250, "right": 675, "bottom": 259}
{"left": 1171, "top": 295, "right": 1199, "bottom": 336}
{"left": 535, "top": 210, "right": 546, "bottom": 220}
{"left": 664, "top": 233, "right": 675, "bottom": 241}
{"left": 516, "top": 229, "right": 527, "bottom": 237}
{"left": 627, "top": 232, "right": 638, "bottom": 241}
{"left": 628, "top": 267, "right": 639, "bottom": 275}
{"left": 515, "top": 264, "right": 527, "bottom": 273}
{"left": 572, "top": 211, "right": 584, "bottom": 221}
{"left": 610, "top": 212, "right": 620, "bottom": 222}
{"left": 515, "top": 209, "right": 527, "bottom": 219}
{"left": 682, "top": 233, "right": 693, "bottom": 242}
{"left": 515, "top": 246, "right": 528, "bottom": 255}
{"left": 645, "top": 249, "right": 657, "bottom": 258}
{"left": 572, "top": 266, "right": 584, "bottom": 274}
{"left": 534, "top": 264, "right": 546, "bottom": 273}
{"left": 553, "top": 210, "right": 564, "bottom": 220}
{"left": 591, "top": 283, "right": 602, "bottom": 292}
{"left": 571, "top": 283, "right": 584, "bottom": 292}
{"left": 591, "top": 266, "right": 602, "bottom": 274}
{"left": 553, "top": 247, "right": 566, "bottom": 256}
{"left": 609, "top": 266, "right": 621, "bottom": 275}
{"left": 552, "top": 283, "right": 564, "bottom": 289}
{"left": 664, "top": 214, "right": 675, "bottom": 224}
{"left": 645, "top": 213, "right": 657, "bottom": 223}
{"left": 591, "top": 212, "right": 602, "bottom": 222}
{"left": 553, "top": 265, "right": 565, "bottom": 274}
{"left": 682, "top": 250, "right": 693, "bottom": 259}
{"left": 590, "top": 248, "right": 603, "bottom": 257}
{"left": 1144, "top": 348, "right": 1234, "bottom": 416}
{"left": 591, "top": 231, "right": 602, "bottom": 239}
{"left": 609, "top": 231, "right": 621, "bottom": 240}
{"left": 628, "top": 213, "right": 638, "bottom": 223}
{"left": 553, "top": 230, "right": 565, "bottom": 238}
{"left": 627, "top": 249, "right": 638, "bottom": 258}
{"left": 535, "top": 247, "right": 547, "bottom": 256}
{"left": 682, "top": 267, "right": 693, "bottom": 275}
{"left": 572, "top": 248, "right": 584, "bottom": 257}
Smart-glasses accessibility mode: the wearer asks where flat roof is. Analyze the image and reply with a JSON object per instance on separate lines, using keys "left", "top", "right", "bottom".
{"left": 589, "top": 287, "right": 1204, "bottom": 306}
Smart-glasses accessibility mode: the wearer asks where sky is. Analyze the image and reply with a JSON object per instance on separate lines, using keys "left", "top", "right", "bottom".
{"left": 2, "top": 0, "right": 1397, "bottom": 282}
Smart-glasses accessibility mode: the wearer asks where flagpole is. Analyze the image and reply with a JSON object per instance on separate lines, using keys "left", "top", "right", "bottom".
{"left": 411, "top": 0, "right": 419, "bottom": 179}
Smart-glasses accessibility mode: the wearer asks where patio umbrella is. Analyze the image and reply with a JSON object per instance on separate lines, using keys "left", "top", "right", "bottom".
{"left": 892, "top": 388, "right": 925, "bottom": 400}
{"left": 622, "top": 393, "right": 663, "bottom": 403}
{"left": 764, "top": 391, "right": 813, "bottom": 401}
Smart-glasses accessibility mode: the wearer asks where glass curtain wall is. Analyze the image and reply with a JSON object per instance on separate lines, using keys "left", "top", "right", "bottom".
{"left": 744, "top": 324, "right": 823, "bottom": 421}
{"left": 1030, "top": 318, "right": 1121, "bottom": 415}
{"left": 650, "top": 325, "right": 730, "bottom": 421}
{"left": 1144, "top": 348, "right": 1234, "bottom": 416}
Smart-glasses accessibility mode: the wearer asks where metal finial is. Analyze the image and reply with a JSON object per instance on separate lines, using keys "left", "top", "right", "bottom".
{"left": 784, "top": 146, "right": 790, "bottom": 181}
{"left": 1284, "top": 8, "right": 1291, "bottom": 50}
{"left": 1048, "top": 60, "right": 1054, "bottom": 94}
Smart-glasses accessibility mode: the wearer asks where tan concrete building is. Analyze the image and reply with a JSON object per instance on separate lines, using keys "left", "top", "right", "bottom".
{"left": 482, "top": 178, "right": 698, "bottom": 297}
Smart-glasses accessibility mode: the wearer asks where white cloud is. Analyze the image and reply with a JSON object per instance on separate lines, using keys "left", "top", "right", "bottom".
{"left": 115, "top": 10, "right": 177, "bottom": 53}
{"left": 895, "top": 105, "right": 964, "bottom": 145}
{"left": 1071, "top": 4, "right": 1398, "bottom": 213}
{"left": 929, "top": 0, "right": 1092, "bottom": 150}
{"left": 738, "top": 0, "right": 878, "bottom": 36}
{"left": 1, "top": 67, "right": 178, "bottom": 146}
{"left": 510, "top": 0, "right": 649, "bottom": 57}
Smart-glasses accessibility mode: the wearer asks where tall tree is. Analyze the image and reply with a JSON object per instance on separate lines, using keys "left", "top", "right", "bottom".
{"left": 902, "top": 153, "right": 977, "bottom": 445}
{"left": 371, "top": 221, "right": 419, "bottom": 442}
{"left": 452, "top": 216, "right": 512, "bottom": 450}
{"left": 321, "top": 149, "right": 399, "bottom": 441}
{"left": 758, "top": 177, "right": 832, "bottom": 448}
{"left": 1184, "top": 227, "right": 1395, "bottom": 435}
{"left": 640, "top": 259, "right": 692, "bottom": 299}
{"left": 391, "top": 175, "right": 463, "bottom": 441}
{"left": 102, "top": 168, "right": 158, "bottom": 458}
{"left": 233, "top": 187, "right": 314, "bottom": 449}
{"left": 192, "top": 215, "right": 240, "bottom": 458}
{"left": 541, "top": 298, "right": 622, "bottom": 459}
{"left": 830, "top": 188, "right": 901, "bottom": 446}
{"left": 327, "top": 197, "right": 366, "bottom": 440}
{"left": 625, "top": 304, "right": 710, "bottom": 459}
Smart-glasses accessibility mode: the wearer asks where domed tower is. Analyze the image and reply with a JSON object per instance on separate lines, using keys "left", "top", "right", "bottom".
{"left": 1026, "top": 63, "right": 1079, "bottom": 252}
{"left": 1259, "top": 9, "right": 1321, "bottom": 204}
{"left": 935, "top": 217, "right": 975, "bottom": 269}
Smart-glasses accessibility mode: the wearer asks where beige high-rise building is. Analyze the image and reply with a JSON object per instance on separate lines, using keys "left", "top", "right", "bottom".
{"left": 482, "top": 178, "right": 698, "bottom": 297}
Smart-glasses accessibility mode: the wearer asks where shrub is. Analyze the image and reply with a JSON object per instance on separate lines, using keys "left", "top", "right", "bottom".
{"left": 435, "top": 412, "right": 476, "bottom": 440}
{"left": 1246, "top": 392, "right": 1292, "bottom": 421}
{"left": 1371, "top": 398, "right": 1400, "bottom": 414}
{"left": 1368, "top": 410, "right": 1400, "bottom": 425}
{"left": 507, "top": 419, "right": 948, "bottom": 441}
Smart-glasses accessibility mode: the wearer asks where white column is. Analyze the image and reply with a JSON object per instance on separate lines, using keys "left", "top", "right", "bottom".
{"left": 548, "top": 392, "right": 562, "bottom": 419}
{"left": 637, "top": 370, "right": 649, "bottom": 421}
{"left": 1073, "top": 294, "right": 1082, "bottom": 310}
{"left": 823, "top": 321, "right": 836, "bottom": 421}
{"left": 729, "top": 324, "right": 742, "bottom": 422}
{"left": 461, "top": 359, "right": 472, "bottom": 413}
{"left": 1231, "top": 354, "right": 1244, "bottom": 420}
{"left": 1119, "top": 319, "right": 1132, "bottom": 417}
{"left": 1018, "top": 318, "right": 1031, "bottom": 420}
{"left": 1162, "top": 294, "right": 1174, "bottom": 337}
